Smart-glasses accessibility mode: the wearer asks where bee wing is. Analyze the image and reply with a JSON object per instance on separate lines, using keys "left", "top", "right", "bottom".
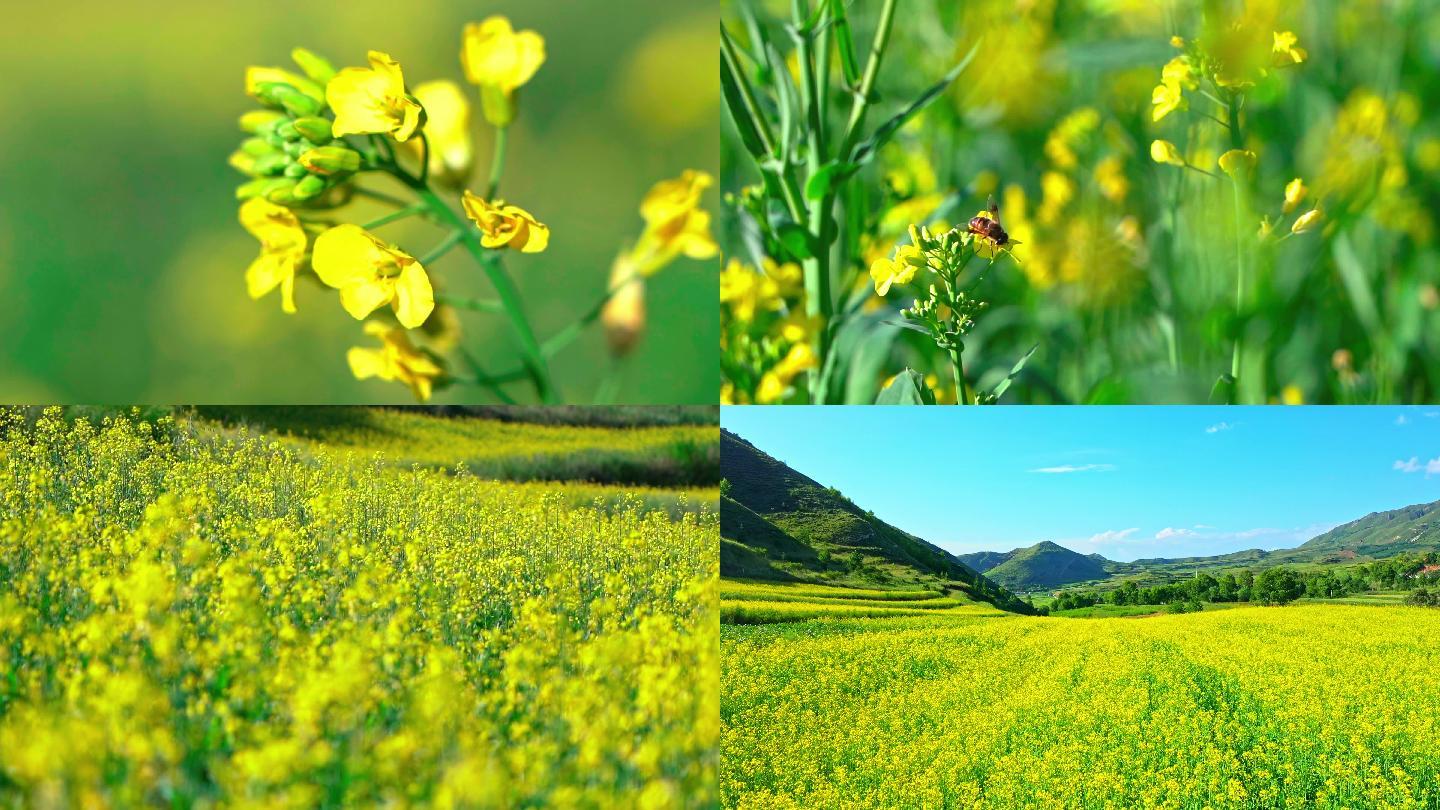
{"left": 987, "top": 194, "right": 1002, "bottom": 227}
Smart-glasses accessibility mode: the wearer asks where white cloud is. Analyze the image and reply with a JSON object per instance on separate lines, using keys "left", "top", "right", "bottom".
{"left": 1086, "top": 528, "right": 1139, "bottom": 544}
{"left": 1205, "top": 422, "right": 1233, "bottom": 434}
{"left": 1396, "top": 414, "right": 1410, "bottom": 426}
{"left": 1394, "top": 456, "right": 1440, "bottom": 475}
{"left": 1428, "top": 459, "right": 1440, "bottom": 477}
{"left": 1029, "top": 463, "right": 1116, "bottom": 474}
{"left": 1395, "top": 457, "right": 1421, "bottom": 473}
{"left": 1155, "top": 527, "right": 1194, "bottom": 540}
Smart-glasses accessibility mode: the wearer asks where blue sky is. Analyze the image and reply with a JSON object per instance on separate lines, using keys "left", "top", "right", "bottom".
{"left": 722, "top": 406, "right": 1440, "bottom": 562}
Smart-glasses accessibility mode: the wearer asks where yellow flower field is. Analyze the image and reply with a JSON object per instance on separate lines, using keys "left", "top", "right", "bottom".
{"left": 723, "top": 589, "right": 1440, "bottom": 809}
{"left": 0, "top": 409, "right": 717, "bottom": 808}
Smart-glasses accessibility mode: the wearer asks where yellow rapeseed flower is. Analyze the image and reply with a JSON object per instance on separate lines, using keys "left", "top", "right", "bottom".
{"left": 239, "top": 198, "right": 307, "bottom": 314}
{"left": 347, "top": 321, "right": 443, "bottom": 401}
{"left": 407, "top": 81, "right": 473, "bottom": 188}
{"left": 1218, "top": 149, "right": 1257, "bottom": 177}
{"left": 312, "top": 225, "right": 435, "bottom": 328}
{"left": 462, "top": 17, "right": 545, "bottom": 93}
{"left": 461, "top": 192, "right": 550, "bottom": 253}
{"left": 1283, "top": 178, "right": 1307, "bottom": 213}
{"left": 326, "top": 51, "right": 423, "bottom": 142}
{"left": 631, "top": 170, "right": 719, "bottom": 275}
{"left": 1151, "top": 81, "right": 1185, "bottom": 122}
{"left": 1273, "top": 31, "right": 1307, "bottom": 65}
{"left": 1150, "top": 140, "right": 1184, "bottom": 167}
{"left": 1161, "top": 56, "right": 1198, "bottom": 90}
{"left": 870, "top": 244, "right": 923, "bottom": 296}
{"left": 600, "top": 253, "right": 645, "bottom": 357}
{"left": 1292, "top": 209, "right": 1323, "bottom": 234}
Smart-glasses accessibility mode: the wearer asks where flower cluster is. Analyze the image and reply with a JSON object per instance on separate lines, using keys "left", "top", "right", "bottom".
{"left": 229, "top": 18, "right": 714, "bottom": 402}
{"left": 719, "top": 258, "right": 817, "bottom": 404}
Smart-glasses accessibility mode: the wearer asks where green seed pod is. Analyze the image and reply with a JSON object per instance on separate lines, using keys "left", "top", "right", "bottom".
{"left": 291, "top": 116, "right": 333, "bottom": 145}
{"left": 284, "top": 162, "right": 308, "bottom": 178}
{"left": 252, "top": 152, "right": 289, "bottom": 176}
{"left": 236, "top": 178, "right": 270, "bottom": 200}
{"left": 299, "top": 146, "right": 361, "bottom": 176}
{"left": 240, "top": 137, "right": 279, "bottom": 157}
{"left": 275, "top": 121, "right": 301, "bottom": 141}
{"left": 239, "top": 110, "right": 285, "bottom": 134}
{"left": 292, "top": 175, "right": 328, "bottom": 201}
{"left": 291, "top": 48, "right": 337, "bottom": 84}
{"left": 262, "top": 177, "right": 299, "bottom": 203}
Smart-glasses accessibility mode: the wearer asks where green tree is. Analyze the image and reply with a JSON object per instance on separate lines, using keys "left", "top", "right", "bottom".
{"left": 1254, "top": 567, "right": 1304, "bottom": 605}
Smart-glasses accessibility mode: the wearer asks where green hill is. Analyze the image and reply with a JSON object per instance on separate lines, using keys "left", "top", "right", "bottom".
{"left": 969, "top": 541, "right": 1110, "bottom": 590}
{"left": 720, "top": 429, "right": 1032, "bottom": 613}
{"left": 955, "top": 549, "right": 1015, "bottom": 572}
{"left": 1294, "top": 500, "right": 1440, "bottom": 558}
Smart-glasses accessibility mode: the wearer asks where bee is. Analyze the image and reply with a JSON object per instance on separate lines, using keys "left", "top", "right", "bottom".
{"left": 967, "top": 195, "right": 1017, "bottom": 248}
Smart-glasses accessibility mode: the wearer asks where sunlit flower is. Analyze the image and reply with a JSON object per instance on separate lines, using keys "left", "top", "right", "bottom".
{"left": 326, "top": 51, "right": 423, "bottom": 142}
{"left": 1161, "top": 56, "right": 1198, "bottom": 90}
{"left": 347, "top": 321, "right": 444, "bottom": 401}
{"left": 1283, "top": 178, "right": 1307, "bottom": 213}
{"left": 756, "top": 344, "right": 816, "bottom": 403}
{"left": 631, "top": 170, "right": 719, "bottom": 275}
{"left": 239, "top": 198, "right": 307, "bottom": 314}
{"left": 1151, "top": 81, "right": 1186, "bottom": 122}
{"left": 1273, "top": 31, "right": 1307, "bottom": 65}
{"left": 870, "top": 244, "right": 923, "bottom": 296}
{"left": 1291, "top": 209, "right": 1323, "bottom": 234}
{"left": 408, "top": 81, "right": 473, "bottom": 187}
{"left": 461, "top": 192, "right": 550, "bottom": 253}
{"left": 1150, "top": 140, "right": 1185, "bottom": 167}
{"left": 462, "top": 17, "right": 546, "bottom": 93}
{"left": 312, "top": 225, "right": 434, "bottom": 328}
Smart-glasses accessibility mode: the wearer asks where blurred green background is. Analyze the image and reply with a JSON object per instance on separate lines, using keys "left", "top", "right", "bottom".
{"left": 720, "top": 0, "right": 1440, "bottom": 404}
{"left": 0, "top": 0, "right": 717, "bottom": 403}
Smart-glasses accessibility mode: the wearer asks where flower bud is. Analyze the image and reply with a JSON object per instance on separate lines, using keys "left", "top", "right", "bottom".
{"left": 1150, "top": 140, "right": 1184, "bottom": 167}
{"left": 1218, "top": 148, "right": 1257, "bottom": 178}
{"left": 292, "top": 175, "right": 328, "bottom": 201}
{"left": 291, "top": 116, "right": 334, "bottom": 145}
{"left": 240, "top": 110, "right": 285, "bottom": 134}
{"left": 271, "top": 84, "right": 323, "bottom": 117}
{"left": 299, "top": 146, "right": 361, "bottom": 175}
{"left": 284, "top": 162, "right": 308, "bottom": 178}
{"left": 236, "top": 178, "right": 270, "bottom": 199}
{"left": 1291, "top": 209, "right": 1323, "bottom": 234}
{"left": 275, "top": 121, "right": 301, "bottom": 141}
{"left": 252, "top": 152, "right": 289, "bottom": 176}
{"left": 241, "top": 137, "right": 280, "bottom": 157}
{"left": 261, "top": 177, "right": 299, "bottom": 203}
{"left": 480, "top": 84, "right": 515, "bottom": 128}
{"left": 291, "top": 47, "right": 337, "bottom": 84}
{"left": 601, "top": 253, "right": 645, "bottom": 356}
{"left": 283, "top": 140, "right": 309, "bottom": 159}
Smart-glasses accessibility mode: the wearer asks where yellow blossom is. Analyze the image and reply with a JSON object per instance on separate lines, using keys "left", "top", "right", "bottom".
{"left": 407, "top": 81, "right": 473, "bottom": 187}
{"left": 239, "top": 198, "right": 307, "bottom": 314}
{"left": 630, "top": 170, "right": 719, "bottom": 275}
{"left": 461, "top": 192, "right": 550, "bottom": 253}
{"left": 1151, "top": 81, "right": 1185, "bottom": 122}
{"left": 1218, "top": 149, "right": 1257, "bottom": 177}
{"left": 870, "top": 244, "right": 923, "bottom": 296}
{"left": 1161, "top": 56, "right": 1198, "bottom": 90}
{"left": 1273, "top": 31, "right": 1307, "bottom": 65}
{"left": 326, "top": 51, "right": 423, "bottom": 142}
{"left": 462, "top": 17, "right": 545, "bottom": 93}
{"left": 347, "top": 321, "right": 444, "bottom": 401}
{"left": 1281, "top": 384, "right": 1304, "bottom": 405}
{"left": 1170, "top": 35, "right": 1185, "bottom": 48}
{"left": 312, "top": 225, "right": 434, "bottom": 328}
{"left": 1283, "top": 178, "right": 1307, "bottom": 213}
{"left": 1094, "top": 156, "right": 1129, "bottom": 203}
{"left": 1150, "top": 140, "right": 1184, "bottom": 167}
{"left": 1291, "top": 209, "right": 1323, "bottom": 234}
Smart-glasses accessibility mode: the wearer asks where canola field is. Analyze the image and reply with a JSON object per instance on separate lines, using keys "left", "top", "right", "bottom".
{"left": 723, "top": 583, "right": 1440, "bottom": 809}
{"left": 0, "top": 409, "right": 717, "bottom": 808}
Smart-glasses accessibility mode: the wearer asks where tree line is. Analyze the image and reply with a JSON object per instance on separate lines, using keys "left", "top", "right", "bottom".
{"left": 1040, "top": 551, "right": 1440, "bottom": 614}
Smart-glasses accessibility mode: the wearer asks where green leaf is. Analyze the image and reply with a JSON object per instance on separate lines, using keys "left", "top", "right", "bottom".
{"left": 829, "top": 0, "right": 862, "bottom": 87}
{"left": 988, "top": 344, "right": 1038, "bottom": 402}
{"left": 720, "top": 25, "right": 769, "bottom": 159}
{"left": 1209, "top": 373, "right": 1236, "bottom": 405}
{"left": 776, "top": 223, "right": 816, "bottom": 260}
{"left": 849, "top": 41, "right": 981, "bottom": 166}
{"left": 804, "top": 161, "right": 856, "bottom": 201}
{"left": 874, "top": 368, "right": 935, "bottom": 405}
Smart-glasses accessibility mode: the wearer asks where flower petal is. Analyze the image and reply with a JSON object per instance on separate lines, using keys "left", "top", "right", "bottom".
{"left": 393, "top": 262, "right": 435, "bottom": 329}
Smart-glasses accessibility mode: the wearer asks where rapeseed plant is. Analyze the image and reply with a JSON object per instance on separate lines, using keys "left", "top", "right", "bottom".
{"left": 229, "top": 20, "right": 715, "bottom": 403}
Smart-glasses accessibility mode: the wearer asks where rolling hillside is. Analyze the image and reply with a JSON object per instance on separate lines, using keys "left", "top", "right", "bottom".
{"left": 720, "top": 429, "right": 1032, "bottom": 613}
{"left": 968, "top": 541, "right": 1109, "bottom": 590}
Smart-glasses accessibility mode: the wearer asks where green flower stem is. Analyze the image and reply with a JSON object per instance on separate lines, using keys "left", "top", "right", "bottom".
{"left": 417, "top": 131, "right": 431, "bottom": 187}
{"left": 360, "top": 202, "right": 428, "bottom": 230}
{"left": 418, "top": 230, "right": 464, "bottom": 266}
{"left": 1226, "top": 91, "right": 1246, "bottom": 403}
{"left": 353, "top": 186, "right": 417, "bottom": 208}
{"left": 839, "top": 0, "right": 899, "bottom": 156}
{"left": 949, "top": 346, "right": 971, "bottom": 405}
{"left": 412, "top": 185, "right": 556, "bottom": 403}
{"left": 437, "top": 292, "right": 503, "bottom": 314}
{"left": 486, "top": 126, "right": 508, "bottom": 200}
{"left": 457, "top": 347, "right": 521, "bottom": 404}
{"left": 540, "top": 273, "right": 642, "bottom": 358}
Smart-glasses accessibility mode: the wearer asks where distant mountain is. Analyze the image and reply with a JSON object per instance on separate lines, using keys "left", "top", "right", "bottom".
{"left": 1297, "top": 500, "right": 1440, "bottom": 557}
{"left": 720, "top": 429, "right": 1032, "bottom": 613}
{"left": 959, "top": 541, "right": 1109, "bottom": 590}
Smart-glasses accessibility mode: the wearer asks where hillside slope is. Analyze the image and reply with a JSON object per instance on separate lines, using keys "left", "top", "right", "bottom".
{"left": 981, "top": 541, "right": 1109, "bottom": 590}
{"left": 1295, "top": 499, "right": 1440, "bottom": 557}
{"left": 720, "top": 429, "right": 1032, "bottom": 613}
